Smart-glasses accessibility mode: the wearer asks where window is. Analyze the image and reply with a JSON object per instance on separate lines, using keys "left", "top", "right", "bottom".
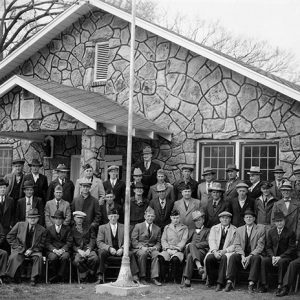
{"left": 0, "top": 147, "right": 13, "bottom": 176}
{"left": 93, "top": 42, "right": 109, "bottom": 85}
{"left": 197, "top": 140, "right": 278, "bottom": 182}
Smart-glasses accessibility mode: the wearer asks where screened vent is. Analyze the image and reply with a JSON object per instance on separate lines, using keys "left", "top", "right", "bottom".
{"left": 93, "top": 42, "right": 109, "bottom": 84}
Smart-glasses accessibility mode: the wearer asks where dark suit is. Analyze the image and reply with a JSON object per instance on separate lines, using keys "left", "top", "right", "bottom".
{"left": 16, "top": 197, "right": 44, "bottom": 225}
{"left": 6, "top": 221, "right": 46, "bottom": 279}
{"left": 174, "top": 178, "right": 198, "bottom": 201}
{"left": 224, "top": 178, "right": 241, "bottom": 202}
{"left": 132, "top": 222, "right": 161, "bottom": 278}
{"left": 44, "top": 199, "right": 71, "bottom": 228}
{"left": 4, "top": 172, "right": 24, "bottom": 202}
{"left": 247, "top": 181, "right": 262, "bottom": 199}
{"left": 99, "top": 202, "right": 122, "bottom": 225}
{"left": 0, "top": 195, "right": 15, "bottom": 235}
{"left": 47, "top": 178, "right": 74, "bottom": 203}
{"left": 103, "top": 179, "right": 126, "bottom": 206}
{"left": 254, "top": 195, "right": 277, "bottom": 225}
{"left": 226, "top": 196, "right": 255, "bottom": 227}
{"left": 270, "top": 180, "right": 284, "bottom": 200}
{"left": 260, "top": 227, "right": 297, "bottom": 285}
{"left": 204, "top": 199, "right": 227, "bottom": 228}
{"left": 0, "top": 224, "right": 8, "bottom": 276}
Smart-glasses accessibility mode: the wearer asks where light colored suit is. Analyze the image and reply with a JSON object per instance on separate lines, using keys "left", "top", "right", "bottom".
{"left": 74, "top": 176, "right": 105, "bottom": 202}
{"left": 148, "top": 182, "right": 175, "bottom": 202}
{"left": 44, "top": 199, "right": 71, "bottom": 228}
{"left": 97, "top": 222, "right": 124, "bottom": 251}
{"left": 197, "top": 181, "right": 214, "bottom": 208}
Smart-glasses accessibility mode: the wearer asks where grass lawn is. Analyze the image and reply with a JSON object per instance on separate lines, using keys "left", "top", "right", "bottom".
{"left": 1, "top": 282, "right": 299, "bottom": 300}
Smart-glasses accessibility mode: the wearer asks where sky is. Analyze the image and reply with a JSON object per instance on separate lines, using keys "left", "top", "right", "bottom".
{"left": 154, "top": 0, "right": 300, "bottom": 63}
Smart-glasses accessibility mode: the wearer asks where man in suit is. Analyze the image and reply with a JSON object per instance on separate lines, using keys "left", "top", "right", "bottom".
{"left": 271, "top": 181, "right": 300, "bottom": 242}
{"left": 133, "top": 146, "right": 160, "bottom": 196}
{"left": 47, "top": 164, "right": 74, "bottom": 203}
{"left": 130, "top": 167, "right": 144, "bottom": 197}
{"left": 131, "top": 207, "right": 162, "bottom": 286}
{"left": 71, "top": 211, "right": 99, "bottom": 282}
{"left": 173, "top": 184, "right": 201, "bottom": 236}
{"left": 0, "top": 223, "right": 8, "bottom": 284}
{"left": 149, "top": 183, "right": 174, "bottom": 231}
{"left": 197, "top": 167, "right": 216, "bottom": 208}
{"left": 224, "top": 164, "right": 241, "bottom": 202}
{"left": 74, "top": 163, "right": 105, "bottom": 205}
{"left": 103, "top": 165, "right": 125, "bottom": 207}
{"left": 16, "top": 180, "right": 44, "bottom": 225}
{"left": 96, "top": 209, "right": 139, "bottom": 284}
{"left": 227, "top": 182, "right": 255, "bottom": 227}
{"left": 182, "top": 210, "right": 210, "bottom": 288}
{"left": 20, "top": 159, "right": 48, "bottom": 205}
{"left": 205, "top": 211, "right": 236, "bottom": 291}
{"left": 45, "top": 210, "right": 73, "bottom": 283}
{"left": 4, "top": 159, "right": 25, "bottom": 205}
{"left": 174, "top": 166, "right": 198, "bottom": 201}
{"left": 99, "top": 190, "right": 122, "bottom": 224}
{"left": 72, "top": 178, "right": 102, "bottom": 231}
{"left": 204, "top": 182, "right": 227, "bottom": 228}
{"left": 45, "top": 185, "right": 71, "bottom": 228}
{"left": 6, "top": 208, "right": 46, "bottom": 286}
{"left": 247, "top": 166, "right": 262, "bottom": 199}
{"left": 148, "top": 169, "right": 175, "bottom": 203}
{"left": 291, "top": 167, "right": 300, "bottom": 199}
{"left": 224, "top": 210, "right": 265, "bottom": 292}
{"left": 260, "top": 211, "right": 297, "bottom": 295}
{"left": 270, "top": 165, "right": 286, "bottom": 200}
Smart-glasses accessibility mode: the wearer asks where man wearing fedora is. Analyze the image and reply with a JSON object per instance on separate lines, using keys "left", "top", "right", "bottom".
{"left": 271, "top": 181, "right": 300, "bottom": 242}
{"left": 204, "top": 182, "right": 227, "bottom": 228}
{"left": 197, "top": 167, "right": 216, "bottom": 208}
{"left": 16, "top": 180, "right": 44, "bottom": 225}
{"left": 204, "top": 211, "right": 236, "bottom": 291}
{"left": 130, "top": 167, "right": 144, "bottom": 196}
{"left": 224, "top": 164, "right": 241, "bottom": 202}
{"left": 182, "top": 210, "right": 210, "bottom": 288}
{"left": 255, "top": 181, "right": 277, "bottom": 226}
{"left": 99, "top": 190, "right": 123, "bottom": 224}
{"left": 45, "top": 210, "right": 73, "bottom": 283}
{"left": 46, "top": 164, "right": 74, "bottom": 203}
{"left": 20, "top": 159, "right": 48, "bottom": 205}
{"left": 259, "top": 211, "right": 297, "bottom": 295}
{"left": 270, "top": 165, "right": 286, "bottom": 200}
{"left": 174, "top": 166, "right": 198, "bottom": 201}
{"left": 227, "top": 182, "right": 255, "bottom": 227}
{"left": 247, "top": 166, "right": 263, "bottom": 199}
{"left": 4, "top": 158, "right": 25, "bottom": 205}
{"left": 6, "top": 208, "right": 46, "bottom": 285}
{"left": 224, "top": 210, "right": 265, "bottom": 293}
{"left": 45, "top": 185, "right": 71, "bottom": 228}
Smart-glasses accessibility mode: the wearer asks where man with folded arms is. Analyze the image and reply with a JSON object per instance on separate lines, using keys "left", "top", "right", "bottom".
{"left": 131, "top": 207, "right": 162, "bottom": 286}
{"left": 224, "top": 210, "right": 265, "bottom": 293}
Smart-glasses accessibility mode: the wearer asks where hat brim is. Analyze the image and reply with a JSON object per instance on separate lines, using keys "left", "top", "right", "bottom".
{"left": 23, "top": 185, "right": 35, "bottom": 189}
{"left": 226, "top": 168, "right": 239, "bottom": 172}
{"left": 208, "top": 188, "right": 225, "bottom": 192}
{"left": 56, "top": 169, "right": 70, "bottom": 172}
{"left": 182, "top": 167, "right": 194, "bottom": 172}
{"left": 27, "top": 214, "right": 40, "bottom": 218}
{"left": 202, "top": 172, "right": 216, "bottom": 176}
{"left": 51, "top": 215, "right": 65, "bottom": 219}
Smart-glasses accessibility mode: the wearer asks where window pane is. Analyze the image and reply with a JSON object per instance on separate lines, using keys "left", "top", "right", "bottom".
{"left": 252, "top": 147, "right": 259, "bottom": 157}
{"left": 211, "top": 159, "right": 218, "bottom": 168}
{"left": 244, "top": 158, "right": 251, "bottom": 169}
{"left": 269, "top": 159, "right": 276, "bottom": 169}
{"left": 212, "top": 147, "right": 218, "bottom": 157}
{"left": 204, "top": 147, "right": 210, "bottom": 157}
{"left": 269, "top": 146, "right": 276, "bottom": 157}
{"left": 219, "top": 147, "right": 225, "bottom": 157}
{"left": 204, "top": 158, "right": 210, "bottom": 167}
{"left": 0, "top": 147, "right": 13, "bottom": 176}
{"left": 244, "top": 147, "right": 251, "bottom": 157}
{"left": 260, "top": 146, "right": 267, "bottom": 157}
{"left": 226, "top": 147, "right": 233, "bottom": 157}
{"left": 261, "top": 158, "right": 267, "bottom": 169}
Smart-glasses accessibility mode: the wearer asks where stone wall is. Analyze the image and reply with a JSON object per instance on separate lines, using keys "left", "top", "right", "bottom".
{"left": 12, "top": 9, "right": 300, "bottom": 182}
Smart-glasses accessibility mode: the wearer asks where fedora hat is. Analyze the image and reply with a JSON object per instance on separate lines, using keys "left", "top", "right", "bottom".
{"left": 243, "top": 209, "right": 256, "bottom": 217}
{"left": 280, "top": 181, "right": 292, "bottom": 190}
{"left": 107, "top": 165, "right": 119, "bottom": 172}
{"left": 218, "top": 211, "right": 232, "bottom": 218}
{"left": 226, "top": 164, "right": 239, "bottom": 172}
{"left": 273, "top": 210, "right": 285, "bottom": 221}
{"left": 133, "top": 168, "right": 143, "bottom": 176}
{"left": 82, "top": 163, "right": 93, "bottom": 170}
{"left": 27, "top": 208, "right": 40, "bottom": 218}
{"left": 55, "top": 164, "right": 70, "bottom": 172}
{"left": 142, "top": 146, "right": 153, "bottom": 155}
{"left": 23, "top": 180, "right": 35, "bottom": 189}
{"left": 236, "top": 182, "right": 249, "bottom": 189}
{"left": 181, "top": 165, "right": 194, "bottom": 172}
{"left": 208, "top": 182, "right": 224, "bottom": 192}
{"left": 28, "top": 159, "right": 42, "bottom": 167}
{"left": 202, "top": 167, "right": 216, "bottom": 176}
{"left": 52, "top": 210, "right": 65, "bottom": 219}
{"left": 192, "top": 210, "right": 205, "bottom": 221}
{"left": 0, "top": 178, "right": 8, "bottom": 187}
{"left": 272, "top": 165, "right": 285, "bottom": 173}
{"left": 260, "top": 181, "right": 273, "bottom": 189}
{"left": 79, "top": 178, "right": 92, "bottom": 186}
{"left": 12, "top": 158, "right": 25, "bottom": 165}
{"left": 73, "top": 211, "right": 86, "bottom": 218}
{"left": 247, "top": 166, "right": 261, "bottom": 174}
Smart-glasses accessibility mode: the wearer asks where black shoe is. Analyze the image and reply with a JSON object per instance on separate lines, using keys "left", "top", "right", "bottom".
{"left": 259, "top": 285, "right": 267, "bottom": 293}
{"left": 248, "top": 283, "right": 255, "bottom": 293}
{"left": 215, "top": 284, "right": 222, "bottom": 292}
{"left": 14, "top": 276, "right": 22, "bottom": 284}
{"left": 140, "top": 278, "right": 147, "bottom": 285}
{"left": 30, "top": 278, "right": 36, "bottom": 286}
{"left": 224, "top": 281, "right": 233, "bottom": 292}
{"left": 275, "top": 287, "right": 282, "bottom": 296}
{"left": 181, "top": 279, "right": 191, "bottom": 288}
{"left": 276, "top": 287, "right": 289, "bottom": 297}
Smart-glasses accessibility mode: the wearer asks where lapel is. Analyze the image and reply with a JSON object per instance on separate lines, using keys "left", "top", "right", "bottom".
{"left": 215, "top": 224, "right": 222, "bottom": 244}
{"left": 177, "top": 199, "right": 186, "bottom": 214}
{"left": 21, "top": 221, "right": 29, "bottom": 246}
{"left": 224, "top": 225, "right": 233, "bottom": 248}
{"left": 32, "top": 197, "right": 38, "bottom": 208}
{"left": 186, "top": 199, "right": 195, "bottom": 215}
{"left": 197, "top": 227, "right": 206, "bottom": 241}
{"left": 32, "top": 225, "right": 42, "bottom": 247}
{"left": 3, "top": 196, "right": 11, "bottom": 214}
{"left": 278, "top": 200, "right": 288, "bottom": 214}
{"left": 250, "top": 224, "right": 258, "bottom": 242}
{"left": 106, "top": 223, "right": 113, "bottom": 246}
{"left": 287, "top": 201, "right": 297, "bottom": 215}
{"left": 239, "top": 226, "right": 246, "bottom": 247}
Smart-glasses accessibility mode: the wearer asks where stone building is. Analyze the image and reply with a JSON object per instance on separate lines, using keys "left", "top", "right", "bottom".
{"left": 0, "top": 0, "right": 299, "bottom": 184}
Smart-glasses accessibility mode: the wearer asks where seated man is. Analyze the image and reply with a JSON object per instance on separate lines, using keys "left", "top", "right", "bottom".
{"left": 158, "top": 209, "right": 188, "bottom": 284}
{"left": 182, "top": 210, "right": 210, "bottom": 288}
{"left": 45, "top": 210, "right": 72, "bottom": 283}
{"left": 72, "top": 211, "right": 99, "bottom": 282}
{"left": 205, "top": 211, "right": 236, "bottom": 291}
{"left": 224, "top": 210, "right": 265, "bottom": 292}
{"left": 96, "top": 209, "right": 139, "bottom": 284}
{"left": 6, "top": 208, "right": 46, "bottom": 286}
{"left": 130, "top": 182, "right": 148, "bottom": 228}
{"left": 260, "top": 211, "right": 297, "bottom": 295}
{"left": 0, "top": 223, "right": 8, "bottom": 284}
{"left": 132, "top": 207, "right": 162, "bottom": 286}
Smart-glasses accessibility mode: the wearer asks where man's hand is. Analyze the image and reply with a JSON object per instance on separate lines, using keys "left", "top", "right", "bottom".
{"left": 78, "top": 249, "right": 85, "bottom": 257}
{"left": 85, "top": 248, "right": 91, "bottom": 257}
{"left": 272, "top": 256, "right": 281, "bottom": 266}
{"left": 242, "top": 255, "right": 251, "bottom": 269}
{"left": 116, "top": 248, "right": 123, "bottom": 256}
{"left": 109, "top": 247, "right": 117, "bottom": 255}
{"left": 24, "top": 249, "right": 32, "bottom": 257}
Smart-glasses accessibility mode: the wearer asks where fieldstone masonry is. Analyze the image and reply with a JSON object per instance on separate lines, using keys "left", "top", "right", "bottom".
{"left": 0, "top": 9, "right": 299, "bottom": 182}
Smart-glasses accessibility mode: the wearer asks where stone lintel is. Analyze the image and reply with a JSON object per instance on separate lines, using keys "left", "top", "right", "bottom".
{"left": 95, "top": 283, "right": 151, "bottom": 297}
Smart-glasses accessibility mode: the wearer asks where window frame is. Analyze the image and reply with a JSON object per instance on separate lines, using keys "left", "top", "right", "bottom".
{"left": 0, "top": 146, "right": 13, "bottom": 177}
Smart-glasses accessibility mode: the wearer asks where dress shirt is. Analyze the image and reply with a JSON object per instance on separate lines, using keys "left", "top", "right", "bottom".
{"left": 110, "top": 223, "right": 117, "bottom": 237}
{"left": 55, "top": 225, "right": 61, "bottom": 234}
{"left": 246, "top": 225, "right": 253, "bottom": 237}
{"left": 56, "top": 200, "right": 60, "bottom": 210}
{"left": 32, "top": 173, "right": 39, "bottom": 183}
{"left": 0, "top": 195, "right": 4, "bottom": 203}
{"left": 159, "top": 198, "right": 166, "bottom": 209}
{"left": 111, "top": 179, "right": 116, "bottom": 188}
{"left": 238, "top": 198, "right": 246, "bottom": 208}
{"left": 222, "top": 225, "right": 229, "bottom": 234}
{"left": 284, "top": 198, "right": 291, "bottom": 210}
{"left": 144, "top": 161, "right": 150, "bottom": 170}
{"left": 146, "top": 222, "right": 152, "bottom": 234}
{"left": 206, "top": 181, "right": 213, "bottom": 193}
{"left": 195, "top": 225, "right": 204, "bottom": 234}
{"left": 213, "top": 199, "right": 220, "bottom": 207}
{"left": 277, "top": 228, "right": 283, "bottom": 235}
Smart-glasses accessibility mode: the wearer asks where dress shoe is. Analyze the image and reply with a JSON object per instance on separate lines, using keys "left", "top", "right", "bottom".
{"left": 30, "top": 279, "right": 36, "bottom": 286}
{"left": 215, "top": 284, "right": 222, "bottom": 292}
{"left": 275, "top": 287, "right": 282, "bottom": 296}
{"left": 259, "top": 285, "right": 267, "bottom": 293}
{"left": 224, "top": 281, "right": 233, "bottom": 292}
{"left": 181, "top": 279, "right": 191, "bottom": 288}
{"left": 140, "top": 278, "right": 147, "bottom": 285}
{"left": 151, "top": 278, "right": 162, "bottom": 286}
{"left": 276, "top": 287, "right": 289, "bottom": 297}
{"left": 248, "top": 283, "right": 255, "bottom": 293}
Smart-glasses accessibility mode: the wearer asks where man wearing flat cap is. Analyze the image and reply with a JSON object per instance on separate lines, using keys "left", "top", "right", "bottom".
{"left": 270, "top": 165, "right": 286, "bottom": 200}
{"left": 247, "top": 166, "right": 263, "bottom": 199}
{"left": 20, "top": 159, "right": 48, "bottom": 205}
{"left": 197, "top": 167, "right": 216, "bottom": 208}
{"left": 259, "top": 211, "right": 297, "bottom": 295}
{"left": 6, "top": 208, "right": 46, "bottom": 286}
{"left": 271, "top": 181, "right": 300, "bottom": 242}
{"left": 47, "top": 164, "right": 74, "bottom": 203}
{"left": 174, "top": 166, "right": 198, "bottom": 201}
{"left": 224, "top": 210, "right": 265, "bottom": 292}
{"left": 71, "top": 211, "right": 99, "bottom": 282}
{"left": 16, "top": 180, "right": 44, "bottom": 225}
{"left": 224, "top": 164, "right": 241, "bottom": 202}
{"left": 205, "top": 211, "right": 236, "bottom": 291}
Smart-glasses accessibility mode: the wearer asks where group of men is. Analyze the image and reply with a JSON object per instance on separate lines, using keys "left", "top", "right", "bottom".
{"left": 0, "top": 145, "right": 299, "bottom": 297}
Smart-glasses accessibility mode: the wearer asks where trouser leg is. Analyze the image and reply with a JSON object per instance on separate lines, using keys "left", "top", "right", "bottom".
{"left": 248, "top": 254, "right": 261, "bottom": 283}
{"left": 260, "top": 257, "right": 272, "bottom": 285}
{"left": 216, "top": 255, "right": 227, "bottom": 285}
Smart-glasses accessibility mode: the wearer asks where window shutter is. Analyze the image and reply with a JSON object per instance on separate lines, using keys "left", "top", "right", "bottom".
{"left": 94, "top": 42, "right": 109, "bottom": 83}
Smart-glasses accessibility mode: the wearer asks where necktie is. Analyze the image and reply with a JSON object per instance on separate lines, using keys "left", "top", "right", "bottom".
{"left": 227, "top": 181, "right": 232, "bottom": 191}
{"left": 1, "top": 196, "right": 4, "bottom": 203}
{"left": 207, "top": 182, "right": 211, "bottom": 193}
{"left": 27, "top": 198, "right": 31, "bottom": 206}
{"left": 160, "top": 200, "right": 165, "bottom": 209}
{"left": 56, "top": 201, "right": 60, "bottom": 210}
{"left": 30, "top": 226, "right": 35, "bottom": 233}
{"left": 148, "top": 225, "right": 151, "bottom": 237}
{"left": 111, "top": 180, "right": 115, "bottom": 188}
{"left": 112, "top": 225, "right": 117, "bottom": 237}
{"left": 263, "top": 197, "right": 267, "bottom": 208}
{"left": 213, "top": 201, "right": 217, "bottom": 209}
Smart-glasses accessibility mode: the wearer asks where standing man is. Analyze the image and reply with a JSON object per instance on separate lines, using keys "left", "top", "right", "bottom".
{"left": 270, "top": 165, "right": 286, "bottom": 200}
{"left": 47, "top": 164, "right": 74, "bottom": 203}
{"left": 174, "top": 166, "right": 198, "bottom": 201}
{"left": 6, "top": 208, "right": 46, "bottom": 286}
{"left": 20, "top": 159, "right": 48, "bottom": 205}
{"left": 130, "top": 167, "right": 143, "bottom": 196}
{"left": 99, "top": 190, "right": 123, "bottom": 224}
{"left": 131, "top": 207, "right": 162, "bottom": 286}
{"left": 130, "top": 182, "right": 148, "bottom": 228}
{"left": 247, "top": 166, "right": 262, "bottom": 199}
{"left": 0, "top": 223, "right": 8, "bottom": 284}
{"left": 224, "top": 164, "right": 240, "bottom": 202}
{"left": 44, "top": 185, "right": 71, "bottom": 228}
{"left": 197, "top": 167, "right": 216, "bottom": 208}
